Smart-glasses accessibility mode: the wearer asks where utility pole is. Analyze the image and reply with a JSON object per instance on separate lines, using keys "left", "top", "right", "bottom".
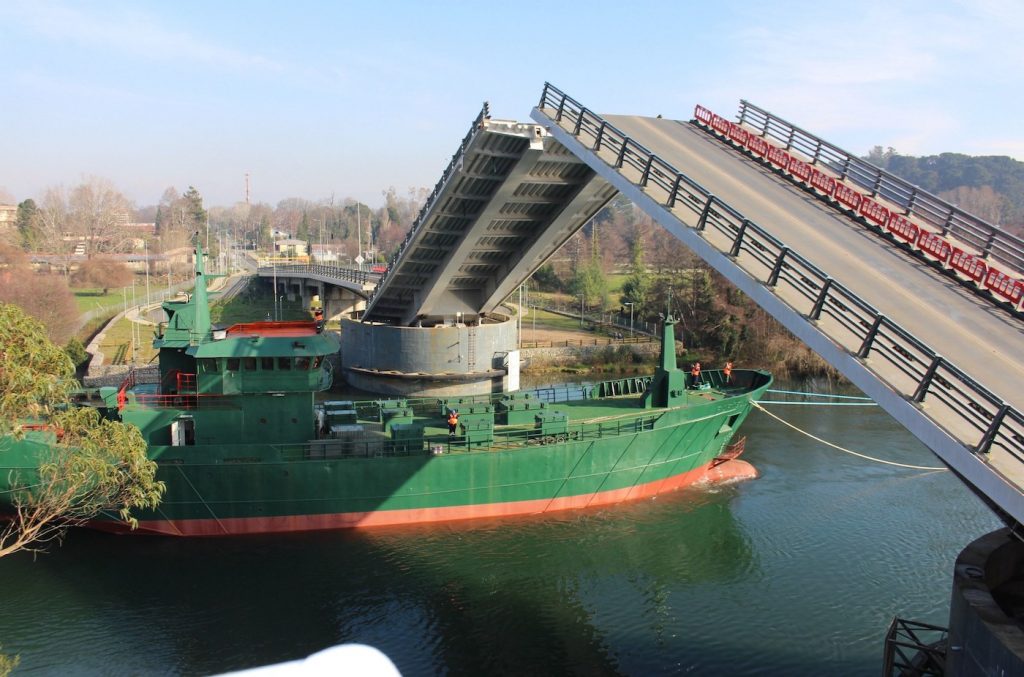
{"left": 144, "top": 238, "right": 151, "bottom": 308}
{"left": 356, "top": 203, "right": 363, "bottom": 270}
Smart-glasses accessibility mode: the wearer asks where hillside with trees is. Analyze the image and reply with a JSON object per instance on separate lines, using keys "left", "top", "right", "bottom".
{"left": 864, "top": 146, "right": 1024, "bottom": 237}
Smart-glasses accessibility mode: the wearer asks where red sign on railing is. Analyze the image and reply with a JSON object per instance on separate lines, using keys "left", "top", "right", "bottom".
{"left": 918, "top": 231, "right": 952, "bottom": 263}
{"left": 834, "top": 183, "right": 863, "bottom": 211}
{"left": 984, "top": 268, "right": 1024, "bottom": 304}
{"left": 950, "top": 247, "right": 988, "bottom": 283}
{"left": 859, "top": 198, "right": 890, "bottom": 227}
{"left": 694, "top": 105, "right": 713, "bottom": 126}
{"left": 711, "top": 114, "right": 730, "bottom": 136}
{"left": 886, "top": 214, "right": 919, "bottom": 244}
{"left": 809, "top": 169, "right": 836, "bottom": 197}
{"left": 728, "top": 123, "right": 748, "bottom": 146}
{"left": 766, "top": 146, "right": 790, "bottom": 169}
{"left": 746, "top": 134, "right": 769, "bottom": 157}
{"left": 787, "top": 157, "right": 812, "bottom": 183}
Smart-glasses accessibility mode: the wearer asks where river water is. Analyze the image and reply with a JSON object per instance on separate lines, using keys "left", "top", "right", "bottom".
{"left": 0, "top": 388, "right": 1001, "bottom": 675}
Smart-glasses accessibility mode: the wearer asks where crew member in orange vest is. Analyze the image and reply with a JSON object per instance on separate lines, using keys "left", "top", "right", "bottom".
{"left": 690, "top": 362, "right": 701, "bottom": 388}
{"left": 724, "top": 361, "right": 733, "bottom": 383}
{"left": 447, "top": 410, "right": 460, "bottom": 436}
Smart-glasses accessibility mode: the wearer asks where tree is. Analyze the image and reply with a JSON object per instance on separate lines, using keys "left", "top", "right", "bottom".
{"left": 35, "top": 186, "right": 73, "bottom": 270}
{"left": 620, "top": 229, "right": 651, "bottom": 316}
{"left": 15, "top": 199, "right": 40, "bottom": 251}
{"left": 0, "top": 246, "right": 79, "bottom": 344}
{"left": 72, "top": 256, "right": 133, "bottom": 294}
{"left": 183, "top": 186, "right": 207, "bottom": 231}
{"left": 0, "top": 304, "right": 164, "bottom": 557}
{"left": 68, "top": 176, "right": 133, "bottom": 256}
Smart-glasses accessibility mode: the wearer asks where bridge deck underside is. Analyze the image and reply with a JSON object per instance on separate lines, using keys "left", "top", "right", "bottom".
{"left": 534, "top": 107, "right": 1024, "bottom": 520}
{"left": 365, "top": 123, "right": 615, "bottom": 325}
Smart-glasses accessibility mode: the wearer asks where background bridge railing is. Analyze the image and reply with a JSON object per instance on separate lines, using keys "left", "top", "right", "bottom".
{"left": 257, "top": 263, "right": 376, "bottom": 286}
{"left": 736, "top": 100, "right": 1024, "bottom": 275}
{"left": 537, "top": 82, "right": 1024, "bottom": 499}
{"left": 366, "top": 102, "right": 492, "bottom": 307}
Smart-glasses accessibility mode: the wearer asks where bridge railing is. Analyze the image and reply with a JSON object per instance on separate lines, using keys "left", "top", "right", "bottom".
{"left": 737, "top": 100, "right": 1024, "bottom": 275}
{"left": 257, "top": 263, "right": 375, "bottom": 286}
{"left": 537, "top": 82, "right": 1024, "bottom": 482}
{"left": 366, "top": 102, "right": 492, "bottom": 309}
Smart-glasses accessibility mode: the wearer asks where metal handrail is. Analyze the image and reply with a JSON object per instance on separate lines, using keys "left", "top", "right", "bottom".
{"left": 364, "top": 101, "right": 492, "bottom": 313}
{"left": 737, "top": 100, "right": 1024, "bottom": 275}
{"left": 256, "top": 263, "right": 375, "bottom": 286}
{"left": 537, "top": 82, "right": 1024, "bottom": 482}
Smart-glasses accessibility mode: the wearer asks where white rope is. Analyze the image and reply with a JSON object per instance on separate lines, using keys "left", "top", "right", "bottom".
{"left": 752, "top": 401, "right": 949, "bottom": 472}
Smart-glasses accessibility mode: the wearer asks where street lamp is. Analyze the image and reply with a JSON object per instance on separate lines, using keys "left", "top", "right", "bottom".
{"left": 624, "top": 302, "right": 634, "bottom": 338}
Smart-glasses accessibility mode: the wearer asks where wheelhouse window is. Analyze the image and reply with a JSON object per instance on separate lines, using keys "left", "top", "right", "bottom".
{"left": 295, "top": 357, "right": 311, "bottom": 371}
{"left": 243, "top": 357, "right": 257, "bottom": 371}
{"left": 261, "top": 357, "right": 274, "bottom": 371}
{"left": 278, "top": 357, "right": 292, "bottom": 371}
{"left": 198, "top": 358, "right": 217, "bottom": 373}
{"left": 313, "top": 356, "right": 323, "bottom": 368}
{"left": 226, "top": 358, "right": 240, "bottom": 371}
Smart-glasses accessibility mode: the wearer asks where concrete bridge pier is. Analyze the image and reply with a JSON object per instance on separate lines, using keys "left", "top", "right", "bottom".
{"left": 339, "top": 310, "right": 519, "bottom": 397}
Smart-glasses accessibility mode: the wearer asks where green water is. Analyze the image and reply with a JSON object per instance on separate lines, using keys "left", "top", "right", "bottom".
{"left": 0, "top": 396, "right": 1000, "bottom": 675}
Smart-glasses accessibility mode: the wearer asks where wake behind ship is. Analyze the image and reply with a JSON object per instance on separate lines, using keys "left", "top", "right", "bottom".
{"left": 0, "top": 243, "right": 772, "bottom": 536}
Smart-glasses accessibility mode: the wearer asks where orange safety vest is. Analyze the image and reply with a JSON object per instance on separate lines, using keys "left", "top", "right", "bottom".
{"left": 691, "top": 362, "right": 701, "bottom": 378}
{"left": 724, "top": 361, "right": 733, "bottom": 379}
{"left": 448, "top": 413, "right": 458, "bottom": 426}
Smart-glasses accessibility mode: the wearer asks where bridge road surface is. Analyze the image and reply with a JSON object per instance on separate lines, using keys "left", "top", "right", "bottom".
{"left": 563, "top": 113, "right": 1024, "bottom": 490}
{"left": 599, "top": 115, "right": 1024, "bottom": 407}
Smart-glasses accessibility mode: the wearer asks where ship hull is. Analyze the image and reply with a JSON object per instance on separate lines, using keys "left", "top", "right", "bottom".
{"left": 91, "top": 395, "right": 761, "bottom": 536}
{"left": 92, "top": 458, "right": 756, "bottom": 536}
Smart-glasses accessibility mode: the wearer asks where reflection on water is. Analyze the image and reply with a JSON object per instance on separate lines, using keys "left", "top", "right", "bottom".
{"left": 0, "top": 389, "right": 1001, "bottom": 675}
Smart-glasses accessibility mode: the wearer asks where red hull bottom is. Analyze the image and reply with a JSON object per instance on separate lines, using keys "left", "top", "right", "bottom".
{"left": 91, "top": 459, "right": 758, "bottom": 537}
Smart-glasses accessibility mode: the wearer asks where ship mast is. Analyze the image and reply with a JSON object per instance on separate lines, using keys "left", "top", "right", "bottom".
{"left": 192, "top": 236, "right": 212, "bottom": 340}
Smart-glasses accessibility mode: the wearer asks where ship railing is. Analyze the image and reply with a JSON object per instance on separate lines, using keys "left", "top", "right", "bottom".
{"left": 882, "top": 617, "right": 947, "bottom": 676}
{"left": 121, "top": 393, "right": 234, "bottom": 411}
{"left": 280, "top": 413, "right": 665, "bottom": 461}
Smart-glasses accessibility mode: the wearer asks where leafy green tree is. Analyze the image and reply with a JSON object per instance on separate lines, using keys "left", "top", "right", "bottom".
{"left": 64, "top": 337, "right": 89, "bottom": 369}
{"left": 620, "top": 233, "right": 651, "bottom": 316}
{"left": 0, "top": 647, "right": 17, "bottom": 676}
{"left": 183, "top": 186, "right": 207, "bottom": 230}
{"left": 572, "top": 259, "right": 607, "bottom": 311}
{"left": 530, "top": 263, "right": 562, "bottom": 292}
{"left": 0, "top": 304, "right": 164, "bottom": 556}
{"left": 297, "top": 210, "right": 311, "bottom": 243}
{"left": 15, "top": 198, "right": 39, "bottom": 250}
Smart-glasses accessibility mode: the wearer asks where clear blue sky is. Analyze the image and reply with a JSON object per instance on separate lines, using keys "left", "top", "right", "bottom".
{"left": 2, "top": 0, "right": 1021, "bottom": 209}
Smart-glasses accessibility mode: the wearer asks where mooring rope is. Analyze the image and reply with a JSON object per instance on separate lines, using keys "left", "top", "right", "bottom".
{"left": 751, "top": 401, "right": 948, "bottom": 471}
{"left": 758, "top": 401, "right": 877, "bottom": 406}
{"left": 765, "top": 388, "right": 873, "bottom": 400}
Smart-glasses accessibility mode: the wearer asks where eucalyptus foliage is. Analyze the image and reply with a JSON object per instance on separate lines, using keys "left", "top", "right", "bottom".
{"left": 0, "top": 303, "right": 164, "bottom": 556}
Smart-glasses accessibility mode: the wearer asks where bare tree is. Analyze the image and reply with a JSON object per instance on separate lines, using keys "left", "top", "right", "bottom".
{"left": 0, "top": 248, "right": 79, "bottom": 343}
{"left": 72, "top": 256, "right": 133, "bottom": 294}
{"left": 68, "top": 176, "right": 133, "bottom": 256}
{"left": 35, "top": 186, "right": 75, "bottom": 273}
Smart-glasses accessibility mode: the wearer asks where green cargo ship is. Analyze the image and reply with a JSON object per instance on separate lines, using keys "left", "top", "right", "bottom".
{"left": 1, "top": 245, "right": 772, "bottom": 536}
